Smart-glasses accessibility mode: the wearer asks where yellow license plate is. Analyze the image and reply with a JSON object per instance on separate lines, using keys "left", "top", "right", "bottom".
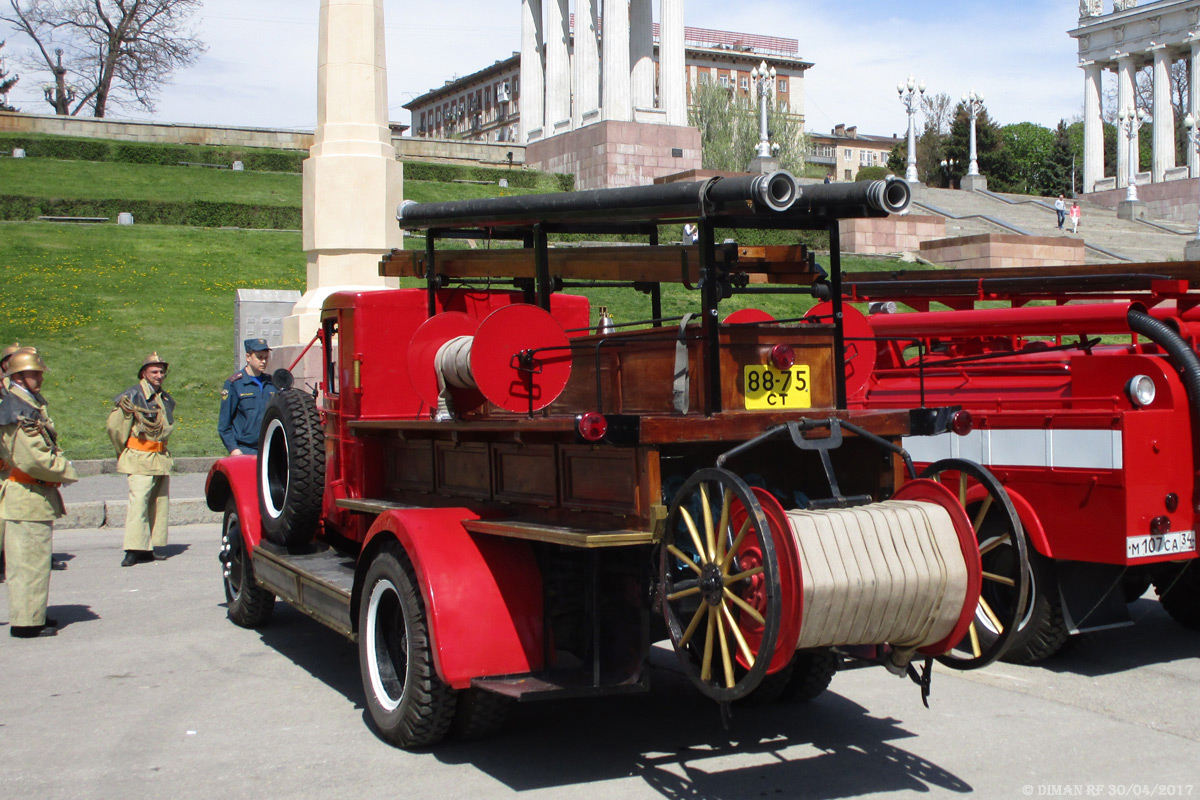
{"left": 744, "top": 365, "right": 811, "bottom": 409}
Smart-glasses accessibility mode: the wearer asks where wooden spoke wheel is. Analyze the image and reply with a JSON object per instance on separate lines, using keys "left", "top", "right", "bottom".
{"left": 659, "top": 468, "right": 785, "bottom": 702}
{"left": 921, "top": 458, "right": 1031, "bottom": 670}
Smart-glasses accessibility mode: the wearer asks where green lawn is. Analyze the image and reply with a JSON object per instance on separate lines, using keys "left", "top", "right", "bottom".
{"left": 0, "top": 157, "right": 540, "bottom": 209}
{"left": 0, "top": 222, "right": 305, "bottom": 459}
{"left": 0, "top": 158, "right": 302, "bottom": 206}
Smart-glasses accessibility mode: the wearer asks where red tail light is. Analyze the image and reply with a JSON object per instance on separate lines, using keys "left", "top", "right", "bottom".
{"left": 951, "top": 410, "right": 974, "bottom": 436}
{"left": 577, "top": 412, "right": 608, "bottom": 442}
{"left": 770, "top": 344, "right": 795, "bottom": 371}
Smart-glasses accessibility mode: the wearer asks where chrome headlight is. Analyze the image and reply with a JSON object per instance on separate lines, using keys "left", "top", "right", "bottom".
{"left": 1126, "top": 375, "right": 1156, "bottom": 407}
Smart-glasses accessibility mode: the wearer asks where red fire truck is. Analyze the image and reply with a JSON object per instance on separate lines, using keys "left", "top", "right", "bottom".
{"left": 841, "top": 263, "right": 1200, "bottom": 662}
{"left": 205, "top": 175, "right": 1028, "bottom": 748}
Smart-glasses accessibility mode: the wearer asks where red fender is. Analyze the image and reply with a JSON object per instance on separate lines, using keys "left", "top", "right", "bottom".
{"left": 363, "top": 510, "right": 544, "bottom": 689}
{"left": 204, "top": 455, "right": 263, "bottom": 549}
{"left": 959, "top": 481, "right": 1051, "bottom": 559}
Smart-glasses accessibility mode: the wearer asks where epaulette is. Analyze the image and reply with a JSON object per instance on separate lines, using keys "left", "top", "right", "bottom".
{"left": 227, "top": 372, "right": 244, "bottom": 383}
{"left": 0, "top": 392, "right": 38, "bottom": 427}
{"left": 112, "top": 385, "right": 142, "bottom": 406}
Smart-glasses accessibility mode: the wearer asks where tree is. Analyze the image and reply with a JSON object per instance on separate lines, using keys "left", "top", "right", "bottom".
{"left": 0, "top": 39, "right": 17, "bottom": 111}
{"left": 2, "top": 0, "right": 206, "bottom": 118}
{"left": 998, "top": 122, "right": 1055, "bottom": 195}
{"left": 688, "top": 79, "right": 805, "bottom": 175}
{"left": 944, "top": 102, "right": 1008, "bottom": 190}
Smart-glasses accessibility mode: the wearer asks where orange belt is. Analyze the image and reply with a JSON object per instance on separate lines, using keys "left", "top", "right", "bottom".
{"left": 7, "top": 467, "right": 61, "bottom": 488}
{"left": 126, "top": 437, "right": 166, "bottom": 453}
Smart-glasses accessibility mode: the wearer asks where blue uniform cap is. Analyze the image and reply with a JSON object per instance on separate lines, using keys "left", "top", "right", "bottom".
{"left": 244, "top": 338, "right": 271, "bottom": 354}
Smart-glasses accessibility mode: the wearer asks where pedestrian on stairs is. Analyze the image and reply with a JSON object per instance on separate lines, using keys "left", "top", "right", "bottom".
{"left": 1070, "top": 201, "right": 1081, "bottom": 234}
{"left": 1054, "top": 195, "right": 1066, "bottom": 229}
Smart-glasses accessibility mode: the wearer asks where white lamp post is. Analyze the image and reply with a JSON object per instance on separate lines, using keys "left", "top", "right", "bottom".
{"left": 898, "top": 74, "right": 926, "bottom": 183}
{"left": 751, "top": 61, "right": 777, "bottom": 160}
{"left": 963, "top": 88, "right": 985, "bottom": 177}
{"left": 1184, "top": 114, "right": 1200, "bottom": 239}
{"left": 1118, "top": 106, "right": 1147, "bottom": 203}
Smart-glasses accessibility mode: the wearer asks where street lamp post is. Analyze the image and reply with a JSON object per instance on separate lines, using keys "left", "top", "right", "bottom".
{"left": 897, "top": 75, "right": 925, "bottom": 183}
{"left": 963, "top": 88, "right": 985, "bottom": 177}
{"left": 751, "top": 61, "right": 776, "bottom": 159}
{"left": 1117, "top": 106, "right": 1147, "bottom": 203}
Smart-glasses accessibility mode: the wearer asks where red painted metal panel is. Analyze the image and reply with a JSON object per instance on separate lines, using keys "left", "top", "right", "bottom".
{"left": 204, "top": 455, "right": 262, "bottom": 549}
{"left": 364, "top": 509, "right": 544, "bottom": 689}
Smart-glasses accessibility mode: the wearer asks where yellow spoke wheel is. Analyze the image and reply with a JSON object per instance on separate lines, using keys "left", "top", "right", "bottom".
{"left": 921, "top": 458, "right": 1032, "bottom": 670}
{"left": 659, "top": 468, "right": 782, "bottom": 702}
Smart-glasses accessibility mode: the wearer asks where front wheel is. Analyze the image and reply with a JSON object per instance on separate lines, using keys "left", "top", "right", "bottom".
{"left": 358, "top": 547, "right": 457, "bottom": 749}
{"left": 221, "top": 500, "right": 275, "bottom": 628}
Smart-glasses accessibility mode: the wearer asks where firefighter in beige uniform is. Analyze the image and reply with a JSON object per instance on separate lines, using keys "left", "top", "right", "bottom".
{"left": 1, "top": 349, "right": 78, "bottom": 638}
{"left": 0, "top": 341, "right": 20, "bottom": 582}
{"left": 107, "top": 353, "right": 174, "bottom": 567}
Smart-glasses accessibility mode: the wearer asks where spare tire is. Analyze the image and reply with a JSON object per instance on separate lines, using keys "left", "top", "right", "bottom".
{"left": 258, "top": 389, "right": 325, "bottom": 549}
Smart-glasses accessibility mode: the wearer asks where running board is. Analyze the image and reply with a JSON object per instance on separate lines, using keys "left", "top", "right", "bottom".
{"left": 252, "top": 543, "right": 356, "bottom": 639}
{"left": 471, "top": 673, "right": 649, "bottom": 702}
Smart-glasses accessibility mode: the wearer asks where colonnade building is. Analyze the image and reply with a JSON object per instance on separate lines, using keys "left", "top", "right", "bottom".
{"left": 1071, "top": 0, "right": 1200, "bottom": 193}
{"left": 403, "top": 22, "right": 809, "bottom": 146}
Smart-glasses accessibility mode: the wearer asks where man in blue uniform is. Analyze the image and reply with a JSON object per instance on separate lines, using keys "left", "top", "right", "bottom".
{"left": 217, "top": 339, "right": 279, "bottom": 456}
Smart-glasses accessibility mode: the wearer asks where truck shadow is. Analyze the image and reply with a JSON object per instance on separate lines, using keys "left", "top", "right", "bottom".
{"left": 252, "top": 603, "right": 364, "bottom": 704}
{"left": 1037, "top": 598, "right": 1200, "bottom": 678}
{"left": 434, "top": 654, "right": 971, "bottom": 799}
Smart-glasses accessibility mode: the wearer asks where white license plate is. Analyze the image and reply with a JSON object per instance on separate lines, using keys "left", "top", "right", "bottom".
{"left": 1126, "top": 531, "right": 1197, "bottom": 559}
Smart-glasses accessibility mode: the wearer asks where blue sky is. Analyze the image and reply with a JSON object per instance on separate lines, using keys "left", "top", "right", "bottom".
{"left": 1, "top": 0, "right": 1086, "bottom": 137}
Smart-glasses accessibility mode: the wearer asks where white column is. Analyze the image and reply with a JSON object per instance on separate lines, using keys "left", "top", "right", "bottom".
{"left": 1117, "top": 56, "right": 1136, "bottom": 188}
{"left": 545, "top": 0, "right": 571, "bottom": 134}
{"left": 1152, "top": 46, "right": 1176, "bottom": 182}
{"left": 520, "top": 0, "right": 545, "bottom": 142}
{"left": 1191, "top": 43, "right": 1200, "bottom": 177}
{"left": 602, "top": 0, "right": 631, "bottom": 121}
{"left": 629, "top": 0, "right": 654, "bottom": 112}
{"left": 1083, "top": 63, "right": 1104, "bottom": 194}
{"left": 573, "top": 0, "right": 600, "bottom": 128}
{"left": 292, "top": 0, "right": 401, "bottom": 344}
{"left": 661, "top": 0, "right": 687, "bottom": 126}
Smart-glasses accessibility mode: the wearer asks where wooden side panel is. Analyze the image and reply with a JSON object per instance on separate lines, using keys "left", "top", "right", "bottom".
{"left": 561, "top": 446, "right": 642, "bottom": 514}
{"left": 435, "top": 440, "right": 492, "bottom": 500}
{"left": 493, "top": 443, "right": 559, "bottom": 506}
{"left": 387, "top": 438, "right": 435, "bottom": 494}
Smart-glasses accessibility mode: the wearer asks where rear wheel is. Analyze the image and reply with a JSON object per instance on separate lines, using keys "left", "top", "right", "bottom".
{"left": 998, "top": 547, "right": 1069, "bottom": 663}
{"left": 358, "top": 547, "right": 457, "bottom": 749}
{"left": 1155, "top": 561, "right": 1200, "bottom": 630}
{"left": 221, "top": 500, "right": 275, "bottom": 628}
{"left": 739, "top": 648, "right": 837, "bottom": 705}
{"left": 258, "top": 389, "right": 325, "bottom": 549}
{"left": 450, "top": 689, "right": 513, "bottom": 740}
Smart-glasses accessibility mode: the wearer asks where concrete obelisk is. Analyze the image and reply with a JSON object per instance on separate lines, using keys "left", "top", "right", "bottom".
{"left": 284, "top": 0, "right": 403, "bottom": 346}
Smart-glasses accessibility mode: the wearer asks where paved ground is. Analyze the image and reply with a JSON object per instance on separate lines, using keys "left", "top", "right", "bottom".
{"left": 2, "top": 522, "right": 1199, "bottom": 800}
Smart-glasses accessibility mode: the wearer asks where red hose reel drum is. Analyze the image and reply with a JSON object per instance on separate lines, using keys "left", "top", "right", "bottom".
{"left": 408, "top": 304, "right": 573, "bottom": 414}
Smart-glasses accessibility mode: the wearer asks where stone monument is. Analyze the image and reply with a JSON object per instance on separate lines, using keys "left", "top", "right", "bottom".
{"left": 282, "top": 0, "right": 403, "bottom": 355}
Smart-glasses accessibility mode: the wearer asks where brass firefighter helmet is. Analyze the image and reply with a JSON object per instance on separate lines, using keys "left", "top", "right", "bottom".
{"left": 0, "top": 341, "right": 20, "bottom": 368}
{"left": 5, "top": 346, "right": 46, "bottom": 377}
{"left": 139, "top": 351, "right": 169, "bottom": 379}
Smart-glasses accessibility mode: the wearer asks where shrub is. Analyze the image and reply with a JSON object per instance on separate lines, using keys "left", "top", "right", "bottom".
{"left": 0, "top": 194, "right": 302, "bottom": 229}
{"left": 854, "top": 166, "right": 892, "bottom": 182}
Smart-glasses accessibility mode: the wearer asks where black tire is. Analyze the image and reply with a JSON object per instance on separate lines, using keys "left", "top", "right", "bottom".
{"left": 358, "top": 547, "right": 457, "bottom": 749}
{"left": 450, "top": 689, "right": 513, "bottom": 740}
{"left": 1154, "top": 561, "right": 1200, "bottom": 630}
{"left": 777, "top": 648, "right": 837, "bottom": 703}
{"left": 737, "top": 648, "right": 836, "bottom": 705}
{"left": 258, "top": 389, "right": 325, "bottom": 549}
{"left": 998, "top": 547, "right": 1070, "bottom": 664}
{"left": 221, "top": 500, "right": 275, "bottom": 628}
